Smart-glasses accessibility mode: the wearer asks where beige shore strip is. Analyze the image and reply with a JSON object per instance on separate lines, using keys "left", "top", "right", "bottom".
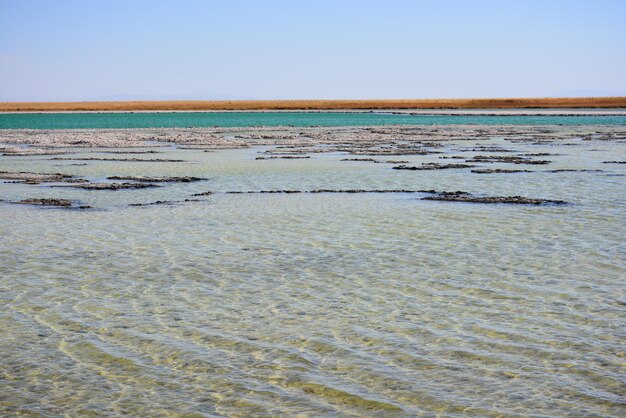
{"left": 1, "top": 97, "right": 626, "bottom": 112}
{"left": 1, "top": 125, "right": 625, "bottom": 150}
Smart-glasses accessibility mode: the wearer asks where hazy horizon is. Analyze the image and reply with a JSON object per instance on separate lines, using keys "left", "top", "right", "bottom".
{"left": 1, "top": 0, "right": 625, "bottom": 101}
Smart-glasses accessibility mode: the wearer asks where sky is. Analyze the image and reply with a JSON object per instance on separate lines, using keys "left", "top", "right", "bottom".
{"left": 1, "top": 0, "right": 625, "bottom": 101}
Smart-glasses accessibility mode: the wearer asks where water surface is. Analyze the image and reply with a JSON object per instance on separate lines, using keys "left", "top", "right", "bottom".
{"left": 1, "top": 132, "right": 625, "bottom": 416}
{"left": 1, "top": 111, "right": 626, "bottom": 129}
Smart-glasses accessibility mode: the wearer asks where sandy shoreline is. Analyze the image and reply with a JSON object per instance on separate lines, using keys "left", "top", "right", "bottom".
{"left": 2, "top": 124, "right": 625, "bottom": 151}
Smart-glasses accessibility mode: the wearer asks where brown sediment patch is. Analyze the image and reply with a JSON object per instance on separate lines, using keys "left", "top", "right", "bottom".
{"left": 55, "top": 182, "right": 159, "bottom": 190}
{"left": 465, "top": 155, "right": 551, "bottom": 164}
{"left": 392, "top": 163, "right": 475, "bottom": 170}
{"left": 106, "top": 176, "right": 206, "bottom": 183}
{"left": 471, "top": 169, "right": 532, "bottom": 174}
{"left": 255, "top": 156, "right": 311, "bottom": 160}
{"left": 422, "top": 192, "right": 567, "bottom": 205}
{"left": 50, "top": 157, "right": 186, "bottom": 162}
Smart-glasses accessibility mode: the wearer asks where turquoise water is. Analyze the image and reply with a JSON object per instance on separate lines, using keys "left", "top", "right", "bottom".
{"left": 1, "top": 111, "right": 626, "bottom": 129}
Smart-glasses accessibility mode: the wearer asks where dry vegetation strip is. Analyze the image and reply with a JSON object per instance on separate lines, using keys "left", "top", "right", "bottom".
{"left": 1, "top": 97, "right": 626, "bottom": 112}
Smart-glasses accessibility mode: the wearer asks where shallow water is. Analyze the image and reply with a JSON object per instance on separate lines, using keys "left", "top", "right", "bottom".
{"left": 1, "top": 133, "right": 625, "bottom": 416}
{"left": 1, "top": 111, "right": 626, "bottom": 129}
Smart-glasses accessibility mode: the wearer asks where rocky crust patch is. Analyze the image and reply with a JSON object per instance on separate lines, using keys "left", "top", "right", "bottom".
{"left": 1, "top": 146, "right": 67, "bottom": 157}
{"left": 545, "top": 169, "right": 604, "bottom": 173}
{"left": 106, "top": 176, "right": 206, "bottom": 183}
{"left": 341, "top": 158, "right": 410, "bottom": 164}
{"left": 351, "top": 149, "right": 440, "bottom": 156}
{"left": 0, "top": 171, "right": 87, "bottom": 184}
{"left": 465, "top": 155, "right": 551, "bottom": 164}
{"left": 467, "top": 147, "right": 518, "bottom": 153}
{"left": 14, "top": 198, "right": 91, "bottom": 209}
{"left": 50, "top": 157, "right": 186, "bottom": 162}
{"left": 255, "top": 156, "right": 311, "bottom": 160}
{"left": 96, "top": 150, "right": 161, "bottom": 154}
{"left": 519, "top": 152, "right": 556, "bottom": 156}
{"left": 2, "top": 124, "right": 623, "bottom": 211}
{"left": 225, "top": 189, "right": 430, "bottom": 194}
{"left": 129, "top": 199, "right": 201, "bottom": 207}
{"left": 392, "top": 163, "right": 475, "bottom": 170}
{"left": 57, "top": 182, "right": 159, "bottom": 190}
{"left": 422, "top": 191, "right": 567, "bottom": 205}
{"left": 0, "top": 171, "right": 73, "bottom": 183}
{"left": 18, "top": 198, "right": 72, "bottom": 206}
{"left": 471, "top": 169, "right": 532, "bottom": 174}
{"left": 308, "top": 189, "right": 425, "bottom": 194}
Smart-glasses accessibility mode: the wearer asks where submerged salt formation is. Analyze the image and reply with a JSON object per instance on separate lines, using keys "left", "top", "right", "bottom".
{"left": 392, "top": 163, "right": 475, "bottom": 170}
{"left": 106, "top": 176, "right": 206, "bottom": 182}
{"left": 422, "top": 191, "right": 567, "bottom": 205}
{"left": 0, "top": 124, "right": 623, "bottom": 210}
{"left": 14, "top": 198, "right": 91, "bottom": 209}
{"left": 59, "top": 182, "right": 160, "bottom": 190}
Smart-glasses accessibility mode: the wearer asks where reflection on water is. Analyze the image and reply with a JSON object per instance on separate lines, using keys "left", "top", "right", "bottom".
{"left": 1, "top": 137, "right": 625, "bottom": 416}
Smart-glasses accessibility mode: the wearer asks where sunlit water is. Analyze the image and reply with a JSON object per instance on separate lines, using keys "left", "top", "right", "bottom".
{"left": 1, "top": 135, "right": 625, "bottom": 416}
{"left": 1, "top": 111, "right": 626, "bottom": 129}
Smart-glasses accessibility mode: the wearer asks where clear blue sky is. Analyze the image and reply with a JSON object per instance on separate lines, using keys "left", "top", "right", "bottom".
{"left": 1, "top": 0, "right": 625, "bottom": 101}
